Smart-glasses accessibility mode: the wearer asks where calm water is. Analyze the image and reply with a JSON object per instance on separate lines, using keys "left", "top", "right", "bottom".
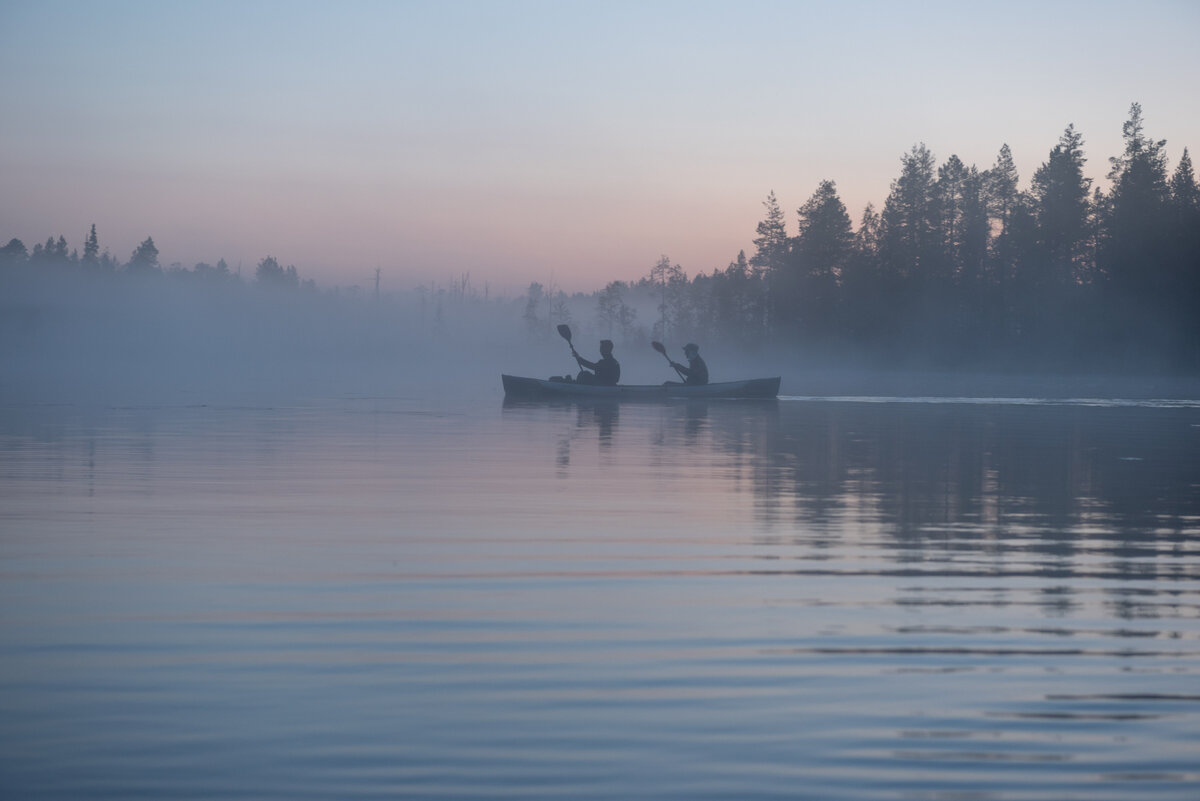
{"left": 1, "top": 391, "right": 1199, "bottom": 799}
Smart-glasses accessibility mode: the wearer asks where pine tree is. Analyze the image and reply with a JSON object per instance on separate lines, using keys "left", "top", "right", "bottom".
{"left": 783, "top": 180, "right": 853, "bottom": 339}
{"left": 0, "top": 238, "right": 28, "bottom": 267}
{"left": 128, "top": 237, "right": 160, "bottom": 274}
{"left": 1101, "top": 103, "right": 1172, "bottom": 313}
{"left": 1030, "top": 125, "right": 1091, "bottom": 287}
{"left": 83, "top": 224, "right": 99, "bottom": 265}
{"left": 985, "top": 144, "right": 1023, "bottom": 298}
{"left": 880, "top": 143, "right": 940, "bottom": 282}
{"left": 1107, "top": 103, "right": 1169, "bottom": 194}
{"left": 935, "top": 156, "right": 988, "bottom": 286}
{"left": 750, "top": 191, "right": 789, "bottom": 279}
{"left": 985, "top": 144, "right": 1020, "bottom": 238}
{"left": 1169, "top": 148, "right": 1200, "bottom": 214}
{"left": 1166, "top": 148, "right": 1200, "bottom": 365}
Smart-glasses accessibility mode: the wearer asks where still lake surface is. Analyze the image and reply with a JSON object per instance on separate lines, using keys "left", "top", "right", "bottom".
{"left": 2, "top": 388, "right": 1198, "bottom": 799}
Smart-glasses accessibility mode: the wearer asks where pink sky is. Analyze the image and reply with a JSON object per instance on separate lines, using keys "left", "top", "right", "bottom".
{"left": 3, "top": 1, "right": 1199, "bottom": 294}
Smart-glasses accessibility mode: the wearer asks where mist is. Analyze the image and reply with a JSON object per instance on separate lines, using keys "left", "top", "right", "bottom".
{"left": 6, "top": 259, "right": 1199, "bottom": 416}
{"left": 0, "top": 268, "right": 524, "bottom": 407}
{"left": 0, "top": 263, "right": 781, "bottom": 409}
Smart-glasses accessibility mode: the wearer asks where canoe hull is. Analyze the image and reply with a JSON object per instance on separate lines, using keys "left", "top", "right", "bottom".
{"left": 502, "top": 374, "right": 780, "bottom": 400}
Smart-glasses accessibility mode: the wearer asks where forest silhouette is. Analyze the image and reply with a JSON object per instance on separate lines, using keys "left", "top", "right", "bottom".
{"left": 4, "top": 103, "right": 1198, "bottom": 375}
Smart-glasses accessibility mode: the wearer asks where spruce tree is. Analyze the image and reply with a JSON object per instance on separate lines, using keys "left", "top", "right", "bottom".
{"left": 83, "top": 224, "right": 99, "bottom": 265}
{"left": 774, "top": 181, "right": 854, "bottom": 340}
{"left": 750, "top": 192, "right": 789, "bottom": 277}
{"left": 1030, "top": 125, "right": 1091, "bottom": 287}
{"left": 880, "top": 143, "right": 939, "bottom": 282}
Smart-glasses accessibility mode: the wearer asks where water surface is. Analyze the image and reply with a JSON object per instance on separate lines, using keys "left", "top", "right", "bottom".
{"left": 2, "top": 393, "right": 1198, "bottom": 799}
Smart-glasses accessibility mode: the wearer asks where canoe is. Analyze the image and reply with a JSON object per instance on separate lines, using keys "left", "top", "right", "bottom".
{"left": 502, "top": 374, "right": 780, "bottom": 400}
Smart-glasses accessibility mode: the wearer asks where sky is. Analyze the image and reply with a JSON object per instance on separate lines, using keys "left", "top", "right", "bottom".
{"left": 2, "top": 0, "right": 1199, "bottom": 294}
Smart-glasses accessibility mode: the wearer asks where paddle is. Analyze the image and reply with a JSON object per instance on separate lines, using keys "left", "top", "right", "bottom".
{"left": 557, "top": 323, "right": 579, "bottom": 365}
{"left": 652, "top": 341, "right": 686, "bottom": 381}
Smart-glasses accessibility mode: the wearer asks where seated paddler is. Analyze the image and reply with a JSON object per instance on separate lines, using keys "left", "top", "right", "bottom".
{"left": 574, "top": 339, "right": 621, "bottom": 386}
{"left": 667, "top": 342, "right": 708, "bottom": 385}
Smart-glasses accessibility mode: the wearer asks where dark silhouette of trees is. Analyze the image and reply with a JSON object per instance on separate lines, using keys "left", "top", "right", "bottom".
{"left": 705, "top": 250, "right": 765, "bottom": 345}
{"left": 1007, "top": 124, "right": 1094, "bottom": 360}
{"left": 1167, "top": 148, "right": 1200, "bottom": 364}
{"left": 522, "top": 281, "right": 548, "bottom": 338}
{"left": 750, "top": 191, "right": 788, "bottom": 334}
{"left": 83, "top": 224, "right": 100, "bottom": 266}
{"left": 645, "top": 255, "right": 686, "bottom": 341}
{"left": 31, "top": 235, "right": 70, "bottom": 266}
{"left": 191, "top": 258, "right": 234, "bottom": 281}
{"left": 255, "top": 255, "right": 299, "bottom": 288}
{"left": 712, "top": 104, "right": 1195, "bottom": 370}
{"left": 876, "top": 144, "right": 952, "bottom": 356}
{"left": 5, "top": 102, "right": 1197, "bottom": 374}
{"left": 1031, "top": 124, "right": 1092, "bottom": 287}
{"left": 1, "top": 238, "right": 28, "bottom": 267}
{"left": 839, "top": 204, "right": 885, "bottom": 347}
{"left": 983, "top": 144, "right": 1025, "bottom": 345}
{"left": 750, "top": 191, "right": 789, "bottom": 278}
{"left": 880, "top": 144, "right": 940, "bottom": 283}
{"left": 1100, "top": 104, "right": 1172, "bottom": 333}
{"left": 779, "top": 180, "right": 853, "bottom": 341}
{"left": 128, "top": 237, "right": 160, "bottom": 275}
{"left": 594, "top": 280, "right": 634, "bottom": 339}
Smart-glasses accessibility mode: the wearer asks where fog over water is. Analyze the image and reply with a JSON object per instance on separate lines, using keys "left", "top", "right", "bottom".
{"left": 5, "top": 267, "right": 1199, "bottom": 409}
{"left": 2, "top": 268, "right": 542, "bottom": 405}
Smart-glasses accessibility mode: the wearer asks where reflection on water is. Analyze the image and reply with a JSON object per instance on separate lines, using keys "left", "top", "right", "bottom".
{"left": 1, "top": 394, "right": 1198, "bottom": 799}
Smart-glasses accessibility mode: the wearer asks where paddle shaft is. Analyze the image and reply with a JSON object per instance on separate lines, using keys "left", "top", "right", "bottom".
{"left": 653, "top": 342, "right": 687, "bottom": 381}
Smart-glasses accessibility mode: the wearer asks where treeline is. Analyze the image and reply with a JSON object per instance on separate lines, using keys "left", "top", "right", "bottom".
{"left": 6, "top": 103, "right": 1199, "bottom": 374}
{"left": 0, "top": 222, "right": 530, "bottom": 390}
{"left": 558, "top": 103, "right": 1200, "bottom": 372}
{"left": 0, "top": 228, "right": 320, "bottom": 291}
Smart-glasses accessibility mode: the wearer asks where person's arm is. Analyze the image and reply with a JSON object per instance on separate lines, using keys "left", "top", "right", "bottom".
{"left": 576, "top": 354, "right": 597, "bottom": 370}
{"left": 671, "top": 360, "right": 692, "bottom": 377}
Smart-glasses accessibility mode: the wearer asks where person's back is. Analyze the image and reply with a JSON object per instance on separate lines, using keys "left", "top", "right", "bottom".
{"left": 593, "top": 353, "right": 620, "bottom": 385}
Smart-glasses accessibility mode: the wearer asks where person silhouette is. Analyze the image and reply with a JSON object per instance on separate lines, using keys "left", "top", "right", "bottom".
{"left": 574, "top": 339, "right": 620, "bottom": 386}
{"left": 668, "top": 343, "right": 708, "bottom": 385}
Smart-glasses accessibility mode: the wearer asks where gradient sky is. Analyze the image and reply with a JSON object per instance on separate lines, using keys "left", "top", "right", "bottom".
{"left": 2, "top": 0, "right": 1198, "bottom": 293}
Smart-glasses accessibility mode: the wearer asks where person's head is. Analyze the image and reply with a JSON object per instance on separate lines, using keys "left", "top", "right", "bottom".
{"left": 600, "top": 339, "right": 614, "bottom": 355}
{"left": 683, "top": 343, "right": 699, "bottom": 357}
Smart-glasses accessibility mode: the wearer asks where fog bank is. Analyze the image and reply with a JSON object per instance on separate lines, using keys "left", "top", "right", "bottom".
{"left": 5, "top": 265, "right": 1199, "bottom": 409}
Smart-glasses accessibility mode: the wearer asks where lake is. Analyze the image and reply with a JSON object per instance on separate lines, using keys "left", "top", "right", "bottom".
{"left": 1, "top": 389, "right": 1198, "bottom": 799}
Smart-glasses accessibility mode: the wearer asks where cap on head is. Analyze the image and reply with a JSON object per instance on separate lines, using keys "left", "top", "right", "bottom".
{"left": 683, "top": 343, "right": 699, "bottom": 355}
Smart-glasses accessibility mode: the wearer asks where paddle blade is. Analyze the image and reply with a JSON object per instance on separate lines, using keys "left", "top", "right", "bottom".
{"left": 651, "top": 341, "right": 667, "bottom": 356}
{"left": 556, "top": 324, "right": 572, "bottom": 343}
